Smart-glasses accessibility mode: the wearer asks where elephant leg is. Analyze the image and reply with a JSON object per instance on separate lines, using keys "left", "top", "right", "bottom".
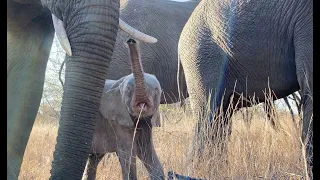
{"left": 296, "top": 65, "right": 313, "bottom": 164}
{"left": 136, "top": 129, "right": 164, "bottom": 180}
{"left": 292, "top": 92, "right": 303, "bottom": 120}
{"left": 117, "top": 148, "right": 137, "bottom": 180}
{"left": 284, "top": 96, "right": 296, "bottom": 125}
{"left": 190, "top": 101, "right": 233, "bottom": 160}
{"left": 297, "top": 75, "right": 313, "bottom": 172}
{"left": 7, "top": 49, "right": 50, "bottom": 179}
{"left": 7, "top": 54, "right": 50, "bottom": 179}
{"left": 116, "top": 130, "right": 138, "bottom": 180}
{"left": 7, "top": 6, "right": 54, "bottom": 178}
{"left": 82, "top": 153, "right": 105, "bottom": 180}
{"left": 210, "top": 107, "right": 233, "bottom": 155}
{"left": 299, "top": 81, "right": 313, "bottom": 165}
{"left": 293, "top": 11, "right": 313, "bottom": 167}
{"left": 301, "top": 95, "right": 313, "bottom": 164}
{"left": 186, "top": 89, "right": 234, "bottom": 159}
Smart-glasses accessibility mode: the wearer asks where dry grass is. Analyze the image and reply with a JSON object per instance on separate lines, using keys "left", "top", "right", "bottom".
{"left": 19, "top": 101, "right": 309, "bottom": 180}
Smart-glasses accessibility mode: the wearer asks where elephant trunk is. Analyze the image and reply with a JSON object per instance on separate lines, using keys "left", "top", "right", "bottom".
{"left": 49, "top": 0, "right": 120, "bottom": 179}
{"left": 127, "top": 39, "right": 150, "bottom": 106}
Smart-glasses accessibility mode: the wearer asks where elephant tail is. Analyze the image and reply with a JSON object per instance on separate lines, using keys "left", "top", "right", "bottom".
{"left": 177, "top": 55, "right": 188, "bottom": 108}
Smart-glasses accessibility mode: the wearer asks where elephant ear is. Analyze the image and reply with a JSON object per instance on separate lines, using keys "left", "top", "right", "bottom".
{"left": 99, "top": 87, "right": 134, "bottom": 128}
{"left": 151, "top": 108, "right": 162, "bottom": 127}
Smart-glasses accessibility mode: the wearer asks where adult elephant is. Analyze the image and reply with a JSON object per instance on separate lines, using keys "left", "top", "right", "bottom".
{"left": 178, "top": 0, "right": 312, "bottom": 166}
{"left": 7, "top": 0, "right": 156, "bottom": 179}
{"left": 108, "top": 0, "right": 199, "bottom": 104}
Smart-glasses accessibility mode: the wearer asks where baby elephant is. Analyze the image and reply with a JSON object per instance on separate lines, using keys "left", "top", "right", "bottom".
{"left": 82, "top": 39, "right": 164, "bottom": 180}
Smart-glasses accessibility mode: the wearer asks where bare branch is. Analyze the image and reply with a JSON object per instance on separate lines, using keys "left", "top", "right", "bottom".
{"left": 59, "top": 60, "right": 65, "bottom": 88}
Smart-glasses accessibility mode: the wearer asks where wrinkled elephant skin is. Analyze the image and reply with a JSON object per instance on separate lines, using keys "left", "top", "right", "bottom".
{"left": 178, "top": 0, "right": 313, "bottom": 169}
{"left": 8, "top": 0, "right": 120, "bottom": 179}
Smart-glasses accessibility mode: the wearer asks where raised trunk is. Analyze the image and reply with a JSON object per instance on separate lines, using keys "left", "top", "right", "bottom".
{"left": 127, "top": 39, "right": 149, "bottom": 103}
{"left": 49, "top": 0, "right": 120, "bottom": 179}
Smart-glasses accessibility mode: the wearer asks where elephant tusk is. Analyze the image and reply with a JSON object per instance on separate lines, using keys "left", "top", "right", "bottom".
{"left": 119, "top": 19, "right": 158, "bottom": 43}
{"left": 51, "top": 14, "right": 72, "bottom": 56}
{"left": 51, "top": 15, "right": 156, "bottom": 55}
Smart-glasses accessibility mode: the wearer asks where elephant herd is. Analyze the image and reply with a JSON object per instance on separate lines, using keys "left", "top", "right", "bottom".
{"left": 7, "top": 0, "right": 312, "bottom": 179}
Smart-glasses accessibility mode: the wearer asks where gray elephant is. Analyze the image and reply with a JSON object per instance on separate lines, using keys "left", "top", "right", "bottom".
{"left": 82, "top": 39, "right": 164, "bottom": 180}
{"left": 178, "top": 0, "right": 312, "bottom": 166}
{"left": 108, "top": 0, "right": 199, "bottom": 104}
{"left": 7, "top": 0, "right": 157, "bottom": 179}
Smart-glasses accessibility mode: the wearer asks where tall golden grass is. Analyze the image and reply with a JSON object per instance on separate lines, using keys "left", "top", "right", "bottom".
{"left": 19, "top": 98, "right": 310, "bottom": 180}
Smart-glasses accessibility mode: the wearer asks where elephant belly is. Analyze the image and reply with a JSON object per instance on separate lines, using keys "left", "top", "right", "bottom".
{"left": 91, "top": 130, "right": 117, "bottom": 154}
{"left": 91, "top": 117, "right": 136, "bottom": 154}
{"left": 91, "top": 117, "right": 118, "bottom": 154}
{"left": 225, "top": 47, "right": 299, "bottom": 100}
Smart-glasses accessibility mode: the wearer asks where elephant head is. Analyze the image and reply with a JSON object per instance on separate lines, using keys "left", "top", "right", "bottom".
{"left": 7, "top": 0, "right": 157, "bottom": 179}
{"left": 100, "top": 39, "right": 162, "bottom": 127}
